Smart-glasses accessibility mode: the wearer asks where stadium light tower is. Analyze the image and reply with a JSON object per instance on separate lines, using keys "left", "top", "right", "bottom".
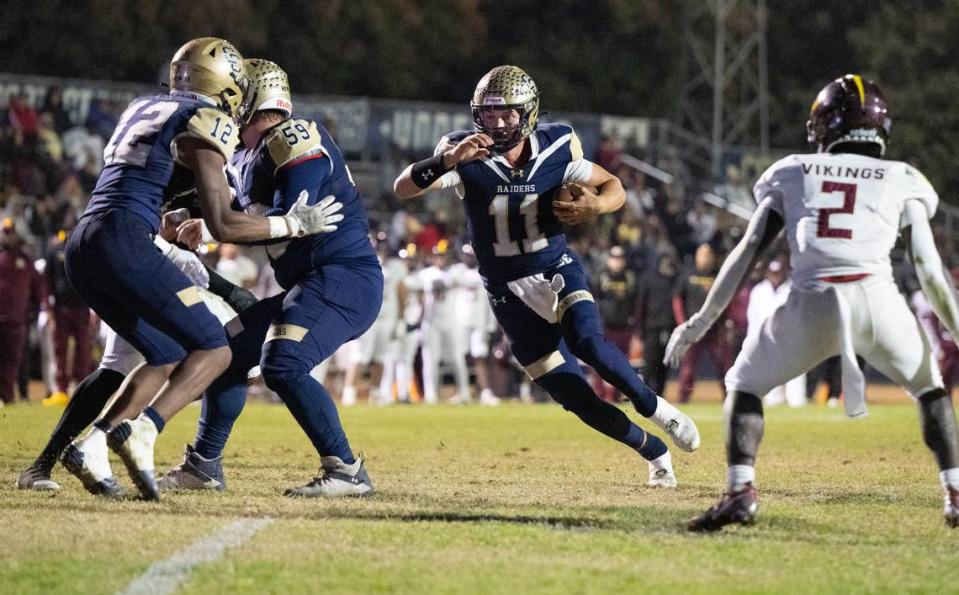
{"left": 676, "top": 0, "right": 769, "bottom": 181}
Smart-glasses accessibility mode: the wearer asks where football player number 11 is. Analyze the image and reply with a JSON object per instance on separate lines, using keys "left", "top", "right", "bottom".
{"left": 817, "top": 180, "right": 857, "bottom": 239}
{"left": 490, "top": 194, "right": 548, "bottom": 257}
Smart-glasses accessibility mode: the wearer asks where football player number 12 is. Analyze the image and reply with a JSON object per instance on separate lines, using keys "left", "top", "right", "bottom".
{"left": 817, "top": 180, "right": 856, "bottom": 239}
{"left": 490, "top": 194, "right": 548, "bottom": 256}
{"left": 104, "top": 99, "right": 180, "bottom": 167}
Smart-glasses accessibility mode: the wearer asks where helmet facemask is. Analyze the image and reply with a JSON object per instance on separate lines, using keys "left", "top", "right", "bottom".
{"left": 470, "top": 65, "right": 540, "bottom": 154}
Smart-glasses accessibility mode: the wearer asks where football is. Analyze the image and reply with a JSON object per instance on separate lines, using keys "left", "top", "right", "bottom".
{"left": 554, "top": 181, "right": 598, "bottom": 203}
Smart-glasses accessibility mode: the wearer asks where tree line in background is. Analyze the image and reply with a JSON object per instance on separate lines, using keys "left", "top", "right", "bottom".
{"left": 2, "top": 0, "right": 958, "bottom": 194}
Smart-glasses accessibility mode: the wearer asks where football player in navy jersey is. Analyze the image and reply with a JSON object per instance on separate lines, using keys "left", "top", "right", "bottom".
{"left": 395, "top": 66, "right": 700, "bottom": 488}
{"left": 61, "top": 39, "right": 342, "bottom": 500}
{"left": 157, "top": 59, "right": 382, "bottom": 497}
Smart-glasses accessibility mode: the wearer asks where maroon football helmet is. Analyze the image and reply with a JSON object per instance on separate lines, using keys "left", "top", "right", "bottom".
{"left": 806, "top": 74, "right": 891, "bottom": 155}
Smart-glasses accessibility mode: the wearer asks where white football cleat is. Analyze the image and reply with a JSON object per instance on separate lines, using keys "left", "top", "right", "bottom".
{"left": 60, "top": 429, "right": 122, "bottom": 497}
{"left": 108, "top": 414, "right": 160, "bottom": 500}
{"left": 945, "top": 486, "right": 959, "bottom": 528}
{"left": 284, "top": 456, "right": 373, "bottom": 498}
{"left": 650, "top": 397, "right": 700, "bottom": 452}
{"left": 341, "top": 386, "right": 357, "bottom": 407}
{"left": 479, "top": 389, "right": 502, "bottom": 406}
{"left": 645, "top": 451, "right": 677, "bottom": 488}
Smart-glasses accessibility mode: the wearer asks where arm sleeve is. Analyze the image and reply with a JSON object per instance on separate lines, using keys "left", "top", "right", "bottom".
{"left": 908, "top": 199, "right": 959, "bottom": 338}
{"left": 563, "top": 159, "right": 595, "bottom": 184}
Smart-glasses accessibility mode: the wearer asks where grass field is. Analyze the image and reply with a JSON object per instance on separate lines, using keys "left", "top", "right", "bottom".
{"left": 2, "top": 388, "right": 959, "bottom": 594}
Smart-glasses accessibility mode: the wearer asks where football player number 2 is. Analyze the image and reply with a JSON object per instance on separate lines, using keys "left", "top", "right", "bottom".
{"left": 104, "top": 99, "right": 180, "bottom": 167}
{"left": 817, "top": 180, "right": 856, "bottom": 239}
{"left": 490, "top": 194, "right": 548, "bottom": 257}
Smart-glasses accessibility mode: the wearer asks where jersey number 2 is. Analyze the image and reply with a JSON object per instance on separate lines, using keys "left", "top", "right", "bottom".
{"left": 490, "top": 194, "right": 548, "bottom": 257}
{"left": 817, "top": 180, "right": 856, "bottom": 239}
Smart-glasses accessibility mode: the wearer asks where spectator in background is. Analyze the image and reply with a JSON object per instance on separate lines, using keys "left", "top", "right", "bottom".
{"left": 62, "top": 124, "right": 105, "bottom": 177}
{"left": 687, "top": 197, "right": 717, "bottom": 246}
{"left": 672, "top": 243, "right": 730, "bottom": 402}
{"left": 215, "top": 243, "right": 258, "bottom": 289}
{"left": 636, "top": 252, "right": 679, "bottom": 396}
{"left": 41, "top": 87, "right": 73, "bottom": 134}
{"left": 746, "top": 259, "right": 805, "bottom": 407}
{"left": 44, "top": 227, "right": 92, "bottom": 406}
{"left": 7, "top": 93, "right": 39, "bottom": 137}
{"left": 0, "top": 220, "right": 44, "bottom": 404}
{"left": 36, "top": 113, "right": 64, "bottom": 163}
{"left": 913, "top": 277, "right": 959, "bottom": 397}
{"left": 592, "top": 245, "right": 639, "bottom": 401}
{"left": 84, "top": 98, "right": 117, "bottom": 140}
{"left": 594, "top": 134, "right": 623, "bottom": 174}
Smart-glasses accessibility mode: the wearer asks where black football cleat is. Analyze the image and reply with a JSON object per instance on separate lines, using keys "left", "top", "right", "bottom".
{"left": 688, "top": 484, "right": 759, "bottom": 532}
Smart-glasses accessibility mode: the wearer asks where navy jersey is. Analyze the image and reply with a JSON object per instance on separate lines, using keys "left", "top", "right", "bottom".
{"left": 84, "top": 93, "right": 238, "bottom": 231}
{"left": 440, "top": 123, "right": 592, "bottom": 285}
{"left": 229, "top": 117, "right": 377, "bottom": 289}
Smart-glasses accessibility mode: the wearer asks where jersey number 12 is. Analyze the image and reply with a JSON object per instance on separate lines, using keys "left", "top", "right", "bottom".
{"left": 104, "top": 99, "right": 179, "bottom": 167}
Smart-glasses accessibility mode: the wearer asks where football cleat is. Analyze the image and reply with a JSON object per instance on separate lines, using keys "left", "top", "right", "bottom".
{"left": 688, "top": 484, "right": 760, "bottom": 532}
{"left": 647, "top": 466, "right": 677, "bottom": 489}
{"left": 107, "top": 415, "right": 160, "bottom": 501}
{"left": 60, "top": 431, "right": 122, "bottom": 497}
{"left": 650, "top": 397, "right": 700, "bottom": 453}
{"left": 41, "top": 391, "right": 70, "bottom": 407}
{"left": 944, "top": 486, "right": 959, "bottom": 528}
{"left": 284, "top": 456, "right": 374, "bottom": 498}
{"left": 157, "top": 445, "right": 226, "bottom": 492}
{"left": 479, "top": 389, "right": 502, "bottom": 406}
{"left": 16, "top": 464, "right": 60, "bottom": 491}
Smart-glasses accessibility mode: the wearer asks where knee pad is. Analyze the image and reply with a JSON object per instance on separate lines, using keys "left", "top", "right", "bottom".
{"left": 260, "top": 339, "right": 314, "bottom": 384}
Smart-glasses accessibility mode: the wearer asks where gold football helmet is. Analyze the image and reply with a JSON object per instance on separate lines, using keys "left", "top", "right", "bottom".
{"left": 471, "top": 65, "right": 540, "bottom": 152}
{"left": 169, "top": 37, "right": 249, "bottom": 120}
{"left": 242, "top": 59, "right": 293, "bottom": 122}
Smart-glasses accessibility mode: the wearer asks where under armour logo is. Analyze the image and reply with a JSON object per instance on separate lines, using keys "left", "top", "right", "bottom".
{"left": 491, "top": 296, "right": 508, "bottom": 306}
{"left": 511, "top": 169, "right": 524, "bottom": 178}
{"left": 424, "top": 168, "right": 434, "bottom": 180}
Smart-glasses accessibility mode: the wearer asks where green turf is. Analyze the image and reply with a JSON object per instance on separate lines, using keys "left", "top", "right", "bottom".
{"left": 2, "top": 400, "right": 958, "bottom": 594}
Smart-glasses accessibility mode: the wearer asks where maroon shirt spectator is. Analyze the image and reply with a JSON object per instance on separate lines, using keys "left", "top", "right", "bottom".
{"left": 0, "top": 222, "right": 44, "bottom": 403}
{"left": 672, "top": 243, "right": 731, "bottom": 402}
{"left": 46, "top": 234, "right": 92, "bottom": 394}
{"left": 8, "top": 94, "right": 39, "bottom": 137}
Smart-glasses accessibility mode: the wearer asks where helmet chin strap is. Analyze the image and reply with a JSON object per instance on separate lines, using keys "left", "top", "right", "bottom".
{"left": 823, "top": 135, "right": 886, "bottom": 157}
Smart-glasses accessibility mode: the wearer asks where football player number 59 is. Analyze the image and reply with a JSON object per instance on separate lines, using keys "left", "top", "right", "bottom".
{"left": 816, "top": 180, "right": 857, "bottom": 239}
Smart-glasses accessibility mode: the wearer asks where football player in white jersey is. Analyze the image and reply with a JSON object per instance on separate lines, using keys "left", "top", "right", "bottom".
{"left": 665, "top": 75, "right": 959, "bottom": 531}
{"left": 358, "top": 243, "right": 408, "bottom": 404}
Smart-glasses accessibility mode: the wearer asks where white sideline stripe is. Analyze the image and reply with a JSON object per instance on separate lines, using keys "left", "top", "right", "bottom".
{"left": 119, "top": 517, "right": 274, "bottom": 595}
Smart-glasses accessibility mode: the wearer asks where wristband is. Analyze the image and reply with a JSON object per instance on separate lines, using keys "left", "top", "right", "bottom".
{"left": 410, "top": 153, "right": 452, "bottom": 189}
{"left": 268, "top": 216, "right": 291, "bottom": 239}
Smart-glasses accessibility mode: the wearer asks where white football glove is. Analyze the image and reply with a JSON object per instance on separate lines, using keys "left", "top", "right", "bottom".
{"left": 664, "top": 315, "right": 710, "bottom": 368}
{"left": 507, "top": 273, "right": 566, "bottom": 323}
{"left": 281, "top": 191, "right": 345, "bottom": 237}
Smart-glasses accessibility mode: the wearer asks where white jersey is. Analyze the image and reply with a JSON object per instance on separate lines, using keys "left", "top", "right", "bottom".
{"left": 754, "top": 152, "right": 938, "bottom": 285}
{"left": 380, "top": 257, "right": 407, "bottom": 322}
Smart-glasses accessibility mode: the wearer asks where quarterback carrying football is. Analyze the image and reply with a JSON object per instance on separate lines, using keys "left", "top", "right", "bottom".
{"left": 395, "top": 66, "right": 699, "bottom": 488}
